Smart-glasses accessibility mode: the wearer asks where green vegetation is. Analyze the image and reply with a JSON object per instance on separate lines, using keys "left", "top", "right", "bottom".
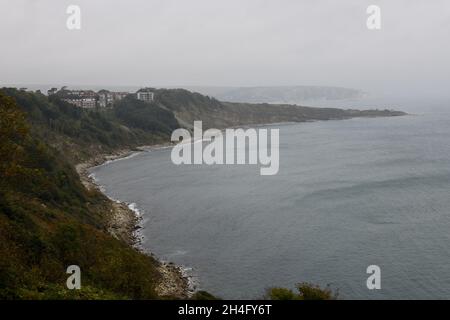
{"left": 154, "top": 88, "right": 405, "bottom": 131}
{"left": 114, "top": 96, "right": 179, "bottom": 135}
{"left": 266, "top": 283, "right": 338, "bottom": 300}
{"left": 1, "top": 88, "right": 179, "bottom": 164}
{"left": 0, "top": 92, "right": 164, "bottom": 299}
{"left": 190, "top": 291, "right": 219, "bottom": 300}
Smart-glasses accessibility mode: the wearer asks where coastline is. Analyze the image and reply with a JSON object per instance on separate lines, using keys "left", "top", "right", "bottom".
{"left": 72, "top": 114, "right": 407, "bottom": 299}
{"left": 75, "top": 143, "right": 194, "bottom": 299}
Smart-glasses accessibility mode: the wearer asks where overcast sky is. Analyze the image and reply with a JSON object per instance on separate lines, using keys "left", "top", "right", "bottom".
{"left": 1, "top": 0, "right": 450, "bottom": 100}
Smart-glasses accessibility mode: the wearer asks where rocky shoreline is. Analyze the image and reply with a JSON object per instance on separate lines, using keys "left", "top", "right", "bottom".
{"left": 75, "top": 144, "right": 193, "bottom": 299}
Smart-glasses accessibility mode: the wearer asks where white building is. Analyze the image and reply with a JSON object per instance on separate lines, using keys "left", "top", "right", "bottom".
{"left": 136, "top": 89, "right": 155, "bottom": 102}
{"left": 63, "top": 97, "right": 96, "bottom": 109}
{"left": 97, "top": 90, "right": 129, "bottom": 107}
{"left": 97, "top": 90, "right": 114, "bottom": 108}
{"left": 61, "top": 90, "right": 97, "bottom": 108}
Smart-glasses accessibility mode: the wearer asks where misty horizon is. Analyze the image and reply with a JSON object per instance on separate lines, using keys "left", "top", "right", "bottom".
{"left": 2, "top": 0, "right": 450, "bottom": 105}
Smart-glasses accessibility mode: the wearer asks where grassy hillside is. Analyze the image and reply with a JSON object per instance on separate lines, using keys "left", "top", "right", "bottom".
{"left": 0, "top": 92, "right": 166, "bottom": 299}
{"left": 0, "top": 88, "right": 179, "bottom": 163}
{"left": 155, "top": 88, "right": 405, "bottom": 130}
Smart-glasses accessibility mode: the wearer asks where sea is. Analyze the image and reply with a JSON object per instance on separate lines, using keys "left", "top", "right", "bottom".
{"left": 90, "top": 101, "right": 450, "bottom": 299}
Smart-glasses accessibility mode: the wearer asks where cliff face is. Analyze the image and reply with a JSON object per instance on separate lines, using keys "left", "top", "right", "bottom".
{"left": 155, "top": 88, "right": 406, "bottom": 131}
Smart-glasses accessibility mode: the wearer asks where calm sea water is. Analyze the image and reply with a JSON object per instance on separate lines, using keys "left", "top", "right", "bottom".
{"left": 91, "top": 113, "right": 450, "bottom": 299}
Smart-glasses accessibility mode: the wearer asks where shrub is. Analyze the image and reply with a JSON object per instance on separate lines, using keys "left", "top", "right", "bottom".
{"left": 266, "top": 283, "right": 338, "bottom": 300}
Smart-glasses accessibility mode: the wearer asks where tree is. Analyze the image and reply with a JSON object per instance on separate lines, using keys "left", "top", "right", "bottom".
{"left": 266, "top": 282, "right": 338, "bottom": 300}
{"left": 0, "top": 93, "right": 29, "bottom": 184}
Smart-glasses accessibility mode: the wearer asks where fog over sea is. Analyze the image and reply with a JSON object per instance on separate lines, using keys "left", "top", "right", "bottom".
{"left": 91, "top": 102, "right": 450, "bottom": 299}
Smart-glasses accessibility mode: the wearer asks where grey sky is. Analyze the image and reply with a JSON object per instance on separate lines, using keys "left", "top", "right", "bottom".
{"left": 1, "top": 0, "right": 450, "bottom": 100}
